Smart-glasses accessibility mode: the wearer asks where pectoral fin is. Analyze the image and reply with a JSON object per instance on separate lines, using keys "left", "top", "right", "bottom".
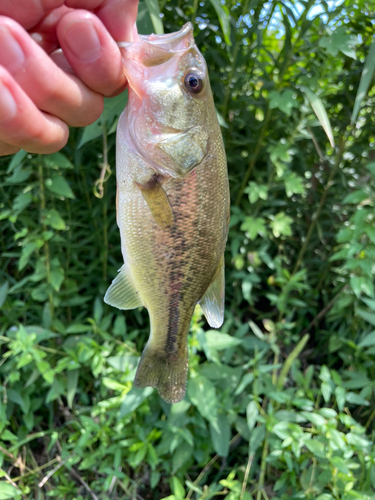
{"left": 135, "top": 175, "right": 174, "bottom": 229}
{"left": 199, "top": 257, "right": 225, "bottom": 328}
{"left": 104, "top": 265, "right": 143, "bottom": 310}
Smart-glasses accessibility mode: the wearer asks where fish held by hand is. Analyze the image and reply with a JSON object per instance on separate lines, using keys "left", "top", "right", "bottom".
{"left": 105, "top": 22, "right": 230, "bottom": 404}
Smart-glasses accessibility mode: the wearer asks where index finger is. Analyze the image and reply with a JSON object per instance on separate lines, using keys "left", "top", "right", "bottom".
{"left": 65, "top": 0, "right": 139, "bottom": 40}
{"left": 0, "top": 0, "right": 64, "bottom": 30}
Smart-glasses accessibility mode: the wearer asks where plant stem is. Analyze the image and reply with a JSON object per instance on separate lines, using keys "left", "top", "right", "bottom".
{"left": 222, "top": 0, "right": 250, "bottom": 119}
{"left": 277, "top": 334, "right": 310, "bottom": 390}
{"left": 256, "top": 433, "right": 269, "bottom": 500}
{"left": 240, "top": 453, "right": 254, "bottom": 500}
{"left": 235, "top": 107, "right": 272, "bottom": 206}
{"left": 38, "top": 159, "right": 54, "bottom": 320}
{"left": 292, "top": 137, "right": 346, "bottom": 274}
{"left": 191, "top": 0, "right": 198, "bottom": 23}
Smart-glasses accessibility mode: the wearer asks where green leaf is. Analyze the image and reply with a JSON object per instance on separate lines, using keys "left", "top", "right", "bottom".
{"left": 249, "top": 424, "right": 265, "bottom": 454}
{"left": 269, "top": 89, "right": 298, "bottom": 116}
{"left": 209, "top": 0, "right": 231, "bottom": 46}
{"left": 301, "top": 86, "right": 335, "bottom": 148}
{"left": 351, "top": 42, "right": 375, "bottom": 125}
{"left": 358, "top": 330, "right": 375, "bottom": 348}
{"left": 12, "top": 193, "right": 32, "bottom": 214}
{"left": 7, "top": 149, "right": 27, "bottom": 173}
{"left": 0, "top": 282, "right": 9, "bottom": 309}
{"left": 170, "top": 477, "right": 185, "bottom": 500}
{"left": 246, "top": 400, "right": 258, "bottom": 431}
{"left": 343, "top": 190, "right": 368, "bottom": 204}
{"left": 119, "top": 387, "right": 153, "bottom": 416}
{"left": 19, "top": 241, "right": 39, "bottom": 271}
{"left": 46, "top": 379, "right": 65, "bottom": 404}
{"left": 240, "top": 216, "right": 266, "bottom": 240}
{"left": 45, "top": 174, "right": 75, "bottom": 199}
{"left": 356, "top": 308, "right": 375, "bottom": 327}
{"left": 346, "top": 432, "right": 371, "bottom": 448}
{"left": 235, "top": 373, "right": 254, "bottom": 396}
{"left": 205, "top": 331, "right": 242, "bottom": 350}
{"left": 335, "top": 386, "right": 346, "bottom": 411}
{"left": 102, "top": 92, "right": 128, "bottom": 127}
{"left": 209, "top": 413, "right": 230, "bottom": 457}
{"left": 145, "top": 0, "right": 163, "bottom": 34}
{"left": 6, "top": 167, "right": 32, "bottom": 184}
{"left": 44, "top": 209, "right": 66, "bottom": 230}
{"left": 319, "top": 27, "right": 359, "bottom": 59}
{"left": 366, "top": 161, "right": 375, "bottom": 176}
{"left": 187, "top": 376, "right": 218, "bottom": 423}
{"left": 300, "top": 411, "right": 326, "bottom": 427}
{"left": 269, "top": 212, "right": 293, "bottom": 238}
{"left": 50, "top": 267, "right": 64, "bottom": 292}
{"left": 321, "top": 381, "right": 332, "bottom": 402}
{"left": 304, "top": 439, "right": 326, "bottom": 458}
{"left": 137, "top": 0, "right": 154, "bottom": 34}
{"left": 0, "top": 482, "right": 21, "bottom": 500}
{"left": 45, "top": 152, "right": 73, "bottom": 169}
{"left": 172, "top": 443, "right": 192, "bottom": 474}
{"left": 346, "top": 392, "right": 370, "bottom": 406}
{"left": 245, "top": 182, "right": 268, "bottom": 204}
{"left": 67, "top": 369, "right": 79, "bottom": 408}
{"left": 283, "top": 172, "right": 305, "bottom": 197}
{"left": 77, "top": 120, "right": 103, "bottom": 148}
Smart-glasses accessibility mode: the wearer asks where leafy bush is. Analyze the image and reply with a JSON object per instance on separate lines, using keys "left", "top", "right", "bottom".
{"left": 1, "top": 1, "right": 375, "bottom": 499}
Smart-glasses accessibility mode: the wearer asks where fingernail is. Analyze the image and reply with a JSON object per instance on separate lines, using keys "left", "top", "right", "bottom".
{"left": 64, "top": 19, "right": 101, "bottom": 61}
{"left": 0, "top": 81, "right": 17, "bottom": 123}
{"left": 0, "top": 26, "right": 25, "bottom": 73}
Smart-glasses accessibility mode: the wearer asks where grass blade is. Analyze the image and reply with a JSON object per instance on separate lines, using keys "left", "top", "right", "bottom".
{"left": 301, "top": 86, "right": 335, "bottom": 148}
{"left": 145, "top": 0, "right": 164, "bottom": 34}
{"left": 209, "top": 0, "right": 231, "bottom": 46}
{"left": 351, "top": 42, "right": 375, "bottom": 125}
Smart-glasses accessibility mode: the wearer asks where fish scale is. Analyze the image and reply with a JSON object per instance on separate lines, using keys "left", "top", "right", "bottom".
{"left": 105, "top": 22, "right": 230, "bottom": 403}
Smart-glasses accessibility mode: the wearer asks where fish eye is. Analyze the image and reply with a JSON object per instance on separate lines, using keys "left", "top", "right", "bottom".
{"left": 184, "top": 73, "right": 203, "bottom": 94}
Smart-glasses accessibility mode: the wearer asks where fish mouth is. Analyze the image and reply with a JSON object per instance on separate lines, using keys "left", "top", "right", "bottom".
{"left": 118, "top": 22, "right": 194, "bottom": 51}
{"left": 139, "top": 22, "right": 193, "bottom": 45}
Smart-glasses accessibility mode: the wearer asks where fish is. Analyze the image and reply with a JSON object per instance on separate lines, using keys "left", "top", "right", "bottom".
{"left": 104, "top": 22, "right": 230, "bottom": 404}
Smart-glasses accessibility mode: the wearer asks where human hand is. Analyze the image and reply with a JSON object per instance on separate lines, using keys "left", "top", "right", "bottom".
{"left": 0, "top": 0, "right": 139, "bottom": 157}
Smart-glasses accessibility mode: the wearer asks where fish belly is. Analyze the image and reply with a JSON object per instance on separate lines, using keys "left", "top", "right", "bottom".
{"left": 115, "top": 112, "right": 229, "bottom": 402}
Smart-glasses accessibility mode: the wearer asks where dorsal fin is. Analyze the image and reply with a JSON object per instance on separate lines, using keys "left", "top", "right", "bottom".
{"left": 199, "top": 257, "right": 225, "bottom": 328}
{"left": 104, "top": 265, "right": 143, "bottom": 310}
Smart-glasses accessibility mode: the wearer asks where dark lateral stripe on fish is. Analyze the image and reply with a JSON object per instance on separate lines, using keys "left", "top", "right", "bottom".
{"left": 165, "top": 182, "right": 185, "bottom": 355}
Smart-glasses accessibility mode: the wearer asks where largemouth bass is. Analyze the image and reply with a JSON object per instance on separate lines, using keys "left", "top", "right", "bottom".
{"left": 105, "top": 22, "right": 230, "bottom": 404}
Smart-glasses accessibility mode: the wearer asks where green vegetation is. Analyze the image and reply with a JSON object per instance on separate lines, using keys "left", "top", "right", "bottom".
{"left": 1, "top": 0, "right": 375, "bottom": 498}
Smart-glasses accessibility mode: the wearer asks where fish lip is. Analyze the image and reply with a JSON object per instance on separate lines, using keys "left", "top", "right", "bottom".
{"left": 139, "top": 22, "right": 193, "bottom": 44}
{"left": 117, "top": 22, "right": 193, "bottom": 49}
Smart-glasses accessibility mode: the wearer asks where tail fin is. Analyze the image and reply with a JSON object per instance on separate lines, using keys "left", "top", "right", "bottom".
{"left": 134, "top": 343, "right": 188, "bottom": 404}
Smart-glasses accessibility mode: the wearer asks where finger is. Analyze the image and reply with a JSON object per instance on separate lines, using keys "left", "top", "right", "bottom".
{"left": 57, "top": 10, "right": 126, "bottom": 96}
{"left": 30, "top": 5, "right": 73, "bottom": 53}
{"left": 65, "top": 0, "right": 139, "bottom": 41}
{"left": 0, "top": 67, "right": 69, "bottom": 155}
{"left": 0, "top": 142, "right": 20, "bottom": 156}
{"left": 0, "top": 0, "right": 64, "bottom": 30}
{"left": 0, "top": 17, "right": 104, "bottom": 127}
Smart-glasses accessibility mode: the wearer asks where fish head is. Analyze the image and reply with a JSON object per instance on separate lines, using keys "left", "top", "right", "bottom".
{"left": 119, "top": 23, "right": 214, "bottom": 178}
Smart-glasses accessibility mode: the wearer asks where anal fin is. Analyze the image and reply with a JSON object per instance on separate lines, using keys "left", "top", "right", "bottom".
{"left": 135, "top": 175, "right": 174, "bottom": 229}
{"left": 199, "top": 257, "right": 225, "bottom": 328}
{"left": 104, "top": 265, "right": 142, "bottom": 310}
